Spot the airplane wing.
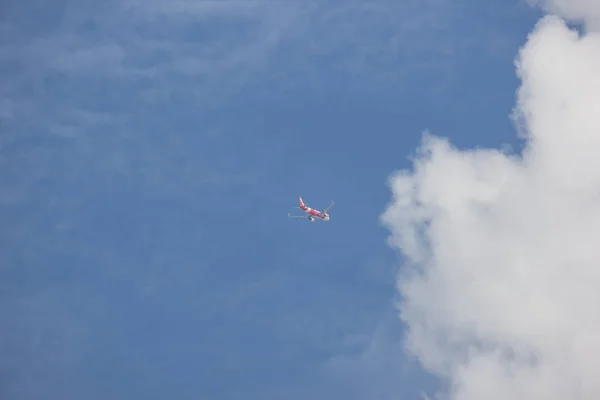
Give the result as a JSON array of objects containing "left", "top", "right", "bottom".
[
  {"left": 288, "top": 213, "right": 305, "bottom": 218},
  {"left": 322, "top": 200, "right": 335, "bottom": 213}
]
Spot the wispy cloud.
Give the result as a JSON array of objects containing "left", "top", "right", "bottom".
[
  {"left": 2, "top": 1, "right": 297, "bottom": 107},
  {"left": 0, "top": 1, "right": 300, "bottom": 203},
  {"left": 1, "top": 0, "right": 496, "bottom": 120},
  {"left": 381, "top": 3, "right": 600, "bottom": 399},
  {"left": 0, "top": 0, "right": 495, "bottom": 205}
]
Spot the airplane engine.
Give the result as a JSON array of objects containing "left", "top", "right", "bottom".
[{"left": 308, "top": 216, "right": 315, "bottom": 222}]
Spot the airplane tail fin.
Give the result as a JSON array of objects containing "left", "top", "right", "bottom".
[{"left": 298, "top": 196, "right": 305, "bottom": 208}]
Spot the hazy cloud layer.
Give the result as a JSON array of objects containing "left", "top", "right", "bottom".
[{"left": 382, "top": 3, "right": 600, "bottom": 399}]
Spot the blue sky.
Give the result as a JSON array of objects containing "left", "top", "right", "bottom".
[{"left": 1, "top": 1, "right": 542, "bottom": 399}]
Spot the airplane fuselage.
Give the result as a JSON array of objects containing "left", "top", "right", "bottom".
[{"left": 300, "top": 205, "right": 330, "bottom": 221}]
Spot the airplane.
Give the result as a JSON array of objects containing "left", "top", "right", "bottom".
[{"left": 288, "top": 196, "right": 334, "bottom": 222}]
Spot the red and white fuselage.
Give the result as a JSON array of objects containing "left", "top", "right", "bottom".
[{"left": 290, "top": 196, "right": 333, "bottom": 222}]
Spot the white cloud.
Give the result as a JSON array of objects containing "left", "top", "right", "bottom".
[
  {"left": 530, "top": 0, "right": 600, "bottom": 30},
  {"left": 381, "top": 9, "right": 600, "bottom": 400}
]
